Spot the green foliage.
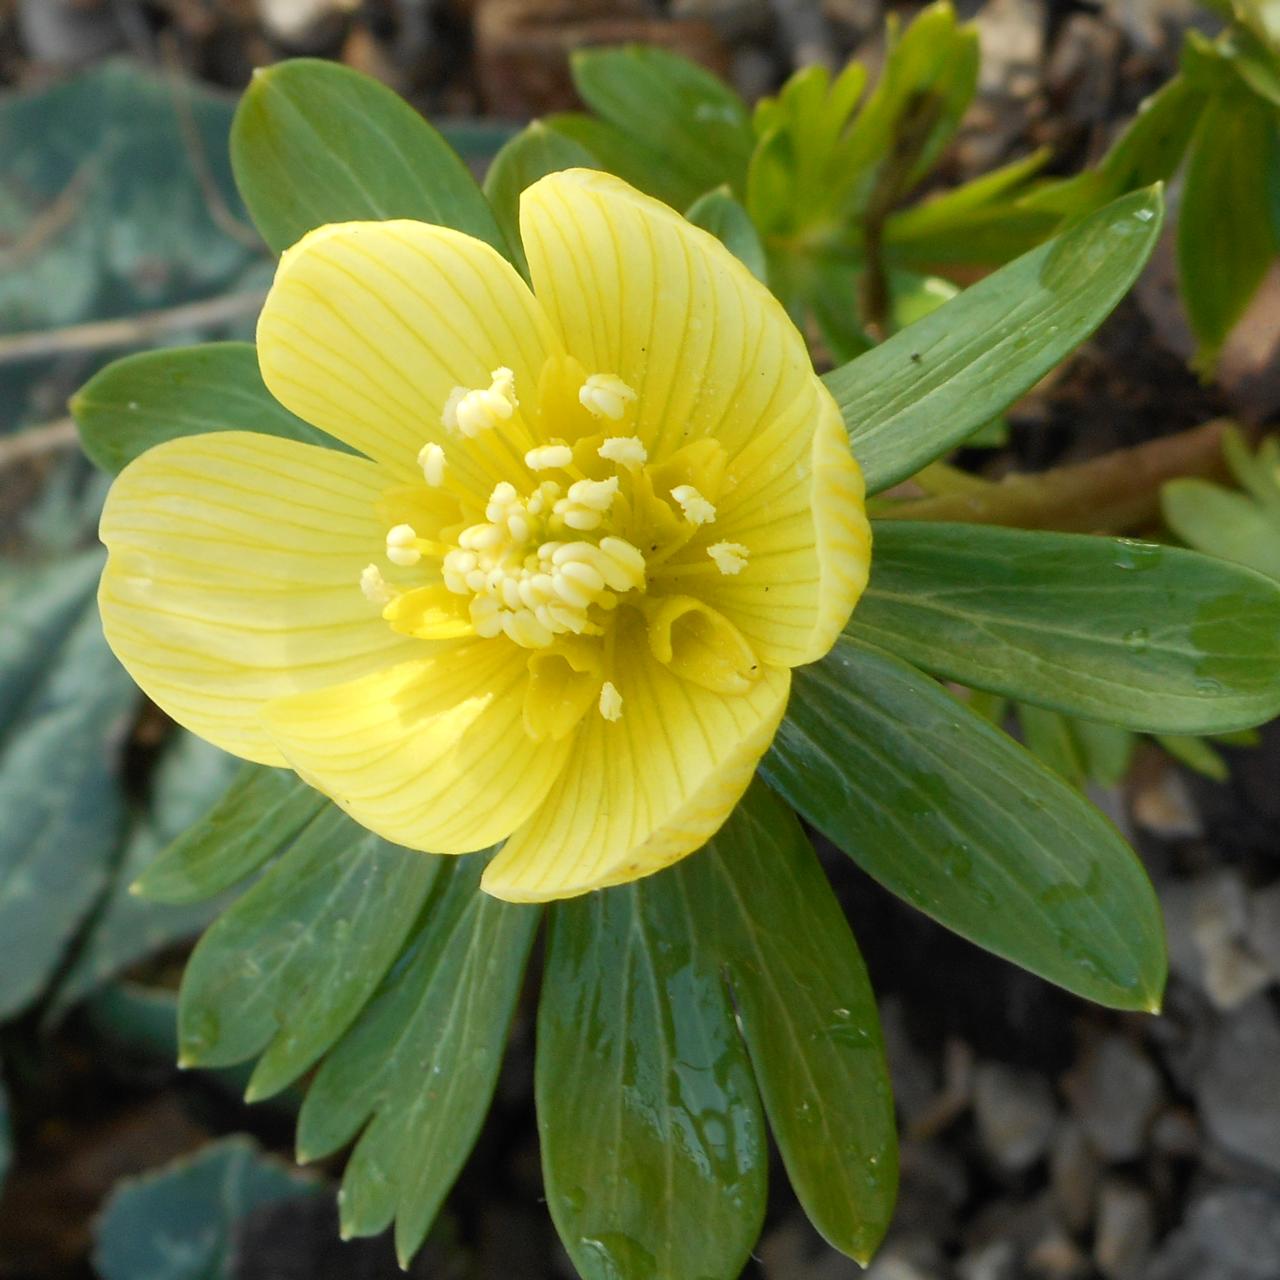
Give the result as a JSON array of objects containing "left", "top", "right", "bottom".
[
  {"left": 828, "top": 187, "right": 1164, "bottom": 493},
  {"left": 231, "top": 58, "right": 510, "bottom": 258},
  {"left": 92, "top": 1136, "right": 322, "bottom": 1280},
  {"left": 765, "top": 637, "right": 1167, "bottom": 1011},
  {"left": 72, "top": 343, "right": 338, "bottom": 474},
  {"left": 177, "top": 808, "right": 440, "bottom": 1099},
  {"left": 1163, "top": 428, "right": 1280, "bottom": 579},
  {"left": 851, "top": 522, "right": 1280, "bottom": 733},
  {"left": 135, "top": 765, "right": 328, "bottom": 906},
  {"left": 297, "top": 854, "right": 537, "bottom": 1264},
  {"left": 685, "top": 187, "right": 768, "bottom": 281}
]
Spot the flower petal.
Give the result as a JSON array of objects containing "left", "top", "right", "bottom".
[
  {"left": 99, "top": 432, "right": 421, "bottom": 765},
  {"left": 263, "top": 641, "right": 571, "bottom": 853},
  {"left": 481, "top": 631, "right": 791, "bottom": 902},
  {"left": 520, "top": 169, "right": 870, "bottom": 664},
  {"left": 256, "top": 220, "right": 565, "bottom": 492},
  {"left": 663, "top": 396, "right": 872, "bottom": 667}
]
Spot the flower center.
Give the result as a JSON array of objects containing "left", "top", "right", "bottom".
[{"left": 362, "top": 365, "right": 759, "bottom": 729}]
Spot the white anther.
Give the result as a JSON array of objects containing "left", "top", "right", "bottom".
[
  {"left": 598, "top": 436, "right": 647, "bottom": 469},
  {"left": 579, "top": 374, "right": 637, "bottom": 422},
  {"left": 570, "top": 477, "right": 620, "bottom": 511},
  {"left": 559, "top": 561, "right": 606, "bottom": 594},
  {"left": 442, "top": 367, "right": 518, "bottom": 438},
  {"left": 386, "top": 523, "right": 421, "bottom": 567},
  {"left": 418, "top": 442, "right": 447, "bottom": 487},
  {"left": 459, "top": 523, "right": 504, "bottom": 551},
  {"left": 360, "top": 564, "right": 395, "bottom": 605},
  {"left": 599, "top": 681, "right": 623, "bottom": 722},
  {"left": 552, "top": 572, "right": 594, "bottom": 609},
  {"left": 485, "top": 481, "right": 519, "bottom": 522},
  {"left": 596, "top": 537, "right": 647, "bottom": 591},
  {"left": 707, "top": 541, "right": 749, "bottom": 575},
  {"left": 671, "top": 484, "right": 716, "bottom": 526},
  {"left": 525, "top": 444, "right": 573, "bottom": 472}
]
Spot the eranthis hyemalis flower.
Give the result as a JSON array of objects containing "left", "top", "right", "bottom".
[{"left": 98, "top": 170, "right": 870, "bottom": 901}]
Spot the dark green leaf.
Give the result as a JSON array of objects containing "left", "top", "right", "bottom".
[
  {"left": 569, "top": 46, "right": 754, "bottom": 209},
  {"left": 50, "top": 733, "right": 241, "bottom": 1014},
  {"left": 851, "top": 522, "right": 1280, "bottom": 732},
  {"left": 177, "top": 810, "right": 439, "bottom": 1099},
  {"left": 92, "top": 1136, "right": 321, "bottom": 1280},
  {"left": 231, "top": 58, "right": 509, "bottom": 257},
  {"left": 1017, "top": 703, "right": 1088, "bottom": 787},
  {"left": 693, "top": 783, "right": 897, "bottom": 1264},
  {"left": 72, "top": 343, "right": 339, "bottom": 475},
  {"left": 539, "top": 861, "right": 767, "bottom": 1280},
  {"left": 1069, "top": 717, "right": 1138, "bottom": 787},
  {"left": 827, "top": 188, "right": 1164, "bottom": 493},
  {"left": 483, "top": 121, "right": 597, "bottom": 278},
  {"left": 764, "top": 637, "right": 1167, "bottom": 1010},
  {"left": 134, "top": 764, "right": 327, "bottom": 906},
  {"left": 686, "top": 187, "right": 768, "bottom": 281},
  {"left": 0, "top": 559, "right": 136, "bottom": 1018},
  {"left": 298, "top": 854, "right": 538, "bottom": 1265},
  {"left": 1178, "top": 97, "right": 1279, "bottom": 368}
]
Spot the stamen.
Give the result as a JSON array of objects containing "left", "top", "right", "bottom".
[
  {"left": 418, "top": 441, "right": 447, "bottom": 487},
  {"left": 671, "top": 485, "right": 716, "bottom": 526},
  {"left": 442, "top": 367, "right": 518, "bottom": 437},
  {"left": 360, "top": 564, "right": 395, "bottom": 605},
  {"left": 599, "top": 681, "right": 623, "bottom": 721},
  {"left": 525, "top": 444, "right": 574, "bottom": 472},
  {"left": 707, "top": 541, "right": 749, "bottom": 575},
  {"left": 554, "top": 477, "right": 619, "bottom": 531},
  {"left": 386, "top": 523, "right": 422, "bottom": 566},
  {"left": 579, "top": 373, "right": 637, "bottom": 421},
  {"left": 598, "top": 436, "right": 647, "bottom": 469}
]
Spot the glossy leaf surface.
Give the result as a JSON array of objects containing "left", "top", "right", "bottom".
[
  {"left": 298, "top": 854, "right": 539, "bottom": 1264},
  {"left": 232, "top": 59, "right": 509, "bottom": 256},
  {"left": 852, "top": 522, "right": 1280, "bottom": 732},
  {"left": 72, "top": 342, "right": 337, "bottom": 474},
  {"left": 177, "top": 809, "right": 439, "bottom": 1099},
  {"left": 764, "top": 637, "right": 1167, "bottom": 1011},
  {"left": 538, "top": 858, "right": 768, "bottom": 1280},
  {"left": 826, "top": 187, "right": 1163, "bottom": 493}
]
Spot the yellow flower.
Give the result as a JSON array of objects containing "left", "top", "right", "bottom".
[{"left": 98, "top": 170, "right": 870, "bottom": 901}]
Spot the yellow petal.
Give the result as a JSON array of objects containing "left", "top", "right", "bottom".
[
  {"left": 688, "top": 395, "right": 871, "bottom": 667},
  {"left": 99, "top": 432, "right": 422, "bottom": 765},
  {"left": 263, "top": 641, "right": 572, "bottom": 853},
  {"left": 482, "top": 632, "right": 790, "bottom": 902},
  {"left": 383, "top": 585, "right": 474, "bottom": 639},
  {"left": 642, "top": 595, "right": 761, "bottom": 694},
  {"left": 256, "top": 220, "right": 565, "bottom": 494},
  {"left": 520, "top": 169, "right": 870, "bottom": 664},
  {"left": 523, "top": 637, "right": 603, "bottom": 742}
]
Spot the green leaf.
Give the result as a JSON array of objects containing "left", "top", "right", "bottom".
[
  {"left": 50, "top": 732, "right": 241, "bottom": 1014},
  {"left": 483, "top": 121, "right": 596, "bottom": 278},
  {"left": 298, "top": 854, "right": 538, "bottom": 1266},
  {"left": 0, "top": 556, "right": 137, "bottom": 1018},
  {"left": 1163, "top": 477, "right": 1280, "bottom": 579},
  {"left": 538, "top": 860, "right": 768, "bottom": 1280},
  {"left": 1016, "top": 703, "right": 1088, "bottom": 787},
  {"left": 1156, "top": 732, "right": 1231, "bottom": 781},
  {"left": 231, "top": 58, "right": 509, "bottom": 257},
  {"left": 72, "top": 342, "right": 340, "bottom": 475},
  {"left": 1178, "top": 97, "right": 1280, "bottom": 368},
  {"left": 92, "top": 1136, "right": 321, "bottom": 1280},
  {"left": 692, "top": 783, "right": 897, "bottom": 1264},
  {"left": 569, "top": 46, "right": 755, "bottom": 209},
  {"left": 133, "top": 764, "right": 327, "bottom": 906},
  {"left": 1069, "top": 717, "right": 1138, "bottom": 787},
  {"left": 685, "top": 187, "right": 768, "bottom": 281},
  {"left": 763, "top": 636, "right": 1167, "bottom": 1011},
  {"left": 177, "top": 809, "right": 439, "bottom": 1099},
  {"left": 851, "top": 522, "right": 1280, "bottom": 733},
  {"left": 827, "top": 187, "right": 1164, "bottom": 493},
  {"left": 544, "top": 113, "right": 698, "bottom": 211}
]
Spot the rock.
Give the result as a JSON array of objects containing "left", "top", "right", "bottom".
[
  {"left": 1195, "top": 996, "right": 1280, "bottom": 1175},
  {"left": 974, "top": 0, "right": 1044, "bottom": 97},
  {"left": 1132, "top": 762, "right": 1203, "bottom": 838},
  {"left": 256, "top": 0, "right": 355, "bottom": 50},
  {"left": 1028, "top": 1228, "right": 1090, "bottom": 1280},
  {"left": 1064, "top": 1036, "right": 1164, "bottom": 1163},
  {"left": 1150, "top": 1107, "right": 1200, "bottom": 1159},
  {"left": 17, "top": 0, "right": 124, "bottom": 66},
  {"left": 973, "top": 1062, "right": 1057, "bottom": 1174},
  {"left": 958, "top": 1240, "right": 1017, "bottom": 1280},
  {"left": 1094, "top": 1179, "right": 1155, "bottom": 1280},
  {"left": 878, "top": 997, "right": 940, "bottom": 1128},
  {"left": 1246, "top": 881, "right": 1280, "bottom": 983},
  {"left": 1192, "top": 871, "right": 1272, "bottom": 1010},
  {"left": 1187, "top": 1187, "right": 1280, "bottom": 1278},
  {"left": 1049, "top": 1119, "right": 1100, "bottom": 1233}
]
